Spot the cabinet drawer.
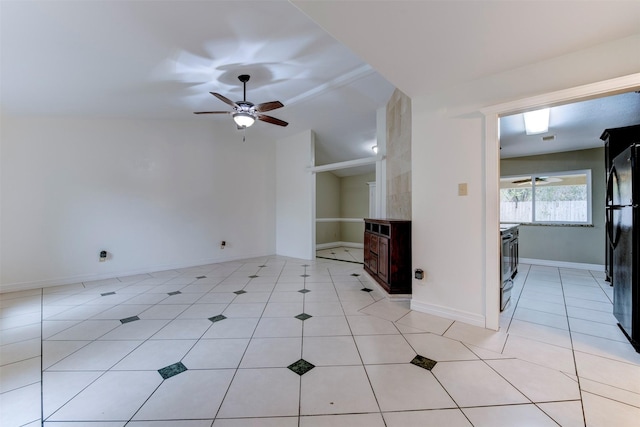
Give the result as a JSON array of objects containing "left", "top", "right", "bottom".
[{"left": 369, "top": 234, "right": 379, "bottom": 254}]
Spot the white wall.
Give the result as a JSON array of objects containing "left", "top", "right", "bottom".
[
  {"left": 315, "top": 171, "right": 340, "bottom": 245},
  {"left": 275, "top": 130, "right": 315, "bottom": 259},
  {"left": 411, "top": 111, "right": 486, "bottom": 325},
  {"left": 340, "top": 172, "right": 375, "bottom": 243},
  {"left": 0, "top": 116, "right": 276, "bottom": 291}
]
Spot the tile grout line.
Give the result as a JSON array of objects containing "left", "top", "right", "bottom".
[
  {"left": 45, "top": 263, "right": 239, "bottom": 424},
  {"left": 210, "top": 256, "right": 285, "bottom": 423},
  {"left": 558, "top": 268, "right": 588, "bottom": 427},
  {"left": 21, "top": 258, "right": 638, "bottom": 425},
  {"left": 45, "top": 268, "right": 208, "bottom": 423},
  {"left": 298, "top": 261, "right": 309, "bottom": 426},
  {"left": 126, "top": 262, "right": 252, "bottom": 423},
  {"left": 39, "top": 287, "right": 44, "bottom": 426},
  {"left": 327, "top": 268, "right": 389, "bottom": 427}
]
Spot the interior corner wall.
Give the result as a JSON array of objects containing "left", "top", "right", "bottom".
[
  {"left": 316, "top": 171, "right": 341, "bottom": 245},
  {"left": 386, "top": 88, "right": 412, "bottom": 219},
  {"left": 275, "top": 130, "right": 315, "bottom": 259},
  {"left": 500, "top": 148, "right": 605, "bottom": 265},
  {"left": 340, "top": 172, "right": 375, "bottom": 243},
  {"left": 0, "top": 116, "right": 276, "bottom": 292}
]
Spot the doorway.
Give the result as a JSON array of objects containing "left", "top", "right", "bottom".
[
  {"left": 315, "top": 165, "right": 375, "bottom": 264},
  {"left": 483, "top": 73, "right": 640, "bottom": 330}
]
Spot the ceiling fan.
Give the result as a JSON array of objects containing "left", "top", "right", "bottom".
[
  {"left": 512, "top": 177, "right": 562, "bottom": 185},
  {"left": 194, "top": 74, "right": 288, "bottom": 129}
]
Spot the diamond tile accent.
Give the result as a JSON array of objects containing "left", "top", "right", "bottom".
[
  {"left": 249, "top": 275, "right": 259, "bottom": 279},
  {"left": 258, "top": 265, "right": 267, "bottom": 268},
  {"left": 196, "top": 275, "right": 206, "bottom": 279},
  {"left": 158, "top": 362, "right": 188, "bottom": 379},
  {"left": 208, "top": 314, "right": 227, "bottom": 323},
  {"left": 361, "top": 288, "right": 373, "bottom": 292},
  {"left": 350, "top": 273, "right": 360, "bottom": 277},
  {"left": 288, "top": 359, "right": 315, "bottom": 376},
  {"left": 301, "top": 274, "right": 310, "bottom": 278},
  {"left": 101, "top": 291, "right": 116, "bottom": 296},
  {"left": 411, "top": 355, "right": 437, "bottom": 371},
  {"left": 330, "top": 252, "right": 336, "bottom": 254},
  {"left": 302, "top": 264, "right": 310, "bottom": 267},
  {"left": 167, "top": 291, "right": 182, "bottom": 296},
  {"left": 298, "top": 289, "right": 311, "bottom": 294},
  {"left": 120, "top": 316, "right": 140, "bottom": 324},
  {"left": 234, "top": 290, "right": 247, "bottom": 295},
  {"left": 295, "top": 313, "right": 312, "bottom": 321}
]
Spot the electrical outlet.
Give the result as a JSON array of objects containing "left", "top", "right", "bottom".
[
  {"left": 99, "top": 250, "right": 107, "bottom": 262},
  {"left": 458, "top": 183, "right": 468, "bottom": 196},
  {"left": 220, "top": 241, "right": 226, "bottom": 249}
]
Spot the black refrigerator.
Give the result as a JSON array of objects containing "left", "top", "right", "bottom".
[{"left": 608, "top": 144, "right": 640, "bottom": 351}]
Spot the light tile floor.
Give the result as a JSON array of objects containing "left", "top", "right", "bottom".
[
  {"left": 2, "top": 257, "right": 640, "bottom": 426},
  {"left": 316, "top": 246, "right": 364, "bottom": 264}
]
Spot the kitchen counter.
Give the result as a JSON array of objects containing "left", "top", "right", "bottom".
[{"left": 500, "top": 223, "right": 520, "bottom": 233}]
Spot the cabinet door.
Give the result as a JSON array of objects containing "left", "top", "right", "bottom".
[
  {"left": 378, "top": 237, "right": 389, "bottom": 282},
  {"left": 369, "top": 234, "right": 379, "bottom": 254},
  {"left": 369, "top": 254, "right": 378, "bottom": 273}
]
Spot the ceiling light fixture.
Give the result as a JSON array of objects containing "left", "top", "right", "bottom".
[
  {"left": 233, "top": 112, "right": 255, "bottom": 128},
  {"left": 523, "top": 108, "right": 550, "bottom": 135},
  {"left": 372, "top": 145, "right": 378, "bottom": 153}
]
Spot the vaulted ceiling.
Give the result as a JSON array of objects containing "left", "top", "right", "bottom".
[
  {"left": 0, "top": 1, "right": 394, "bottom": 166},
  {"left": 2, "top": 1, "right": 640, "bottom": 165}
]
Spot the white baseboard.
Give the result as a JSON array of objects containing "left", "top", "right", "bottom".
[
  {"left": 520, "top": 258, "right": 605, "bottom": 272},
  {"left": 0, "top": 252, "right": 274, "bottom": 294},
  {"left": 410, "top": 299, "right": 486, "bottom": 328},
  {"left": 316, "top": 241, "right": 364, "bottom": 250}
]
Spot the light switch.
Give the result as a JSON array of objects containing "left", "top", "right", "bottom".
[{"left": 458, "top": 183, "right": 468, "bottom": 196}]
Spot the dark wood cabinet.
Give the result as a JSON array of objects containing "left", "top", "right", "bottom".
[{"left": 363, "top": 219, "right": 411, "bottom": 294}]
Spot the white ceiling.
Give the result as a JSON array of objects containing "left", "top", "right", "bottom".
[
  {"left": 0, "top": 1, "right": 394, "bottom": 167},
  {"left": 500, "top": 91, "right": 640, "bottom": 158},
  {"left": 294, "top": 1, "right": 640, "bottom": 100},
  {"left": 2, "top": 1, "right": 640, "bottom": 170}
]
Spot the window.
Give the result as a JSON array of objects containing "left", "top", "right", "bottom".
[{"left": 500, "top": 170, "right": 592, "bottom": 224}]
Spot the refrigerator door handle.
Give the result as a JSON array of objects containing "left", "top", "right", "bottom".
[
  {"left": 608, "top": 206, "right": 623, "bottom": 250},
  {"left": 606, "top": 167, "right": 614, "bottom": 206},
  {"left": 606, "top": 207, "right": 614, "bottom": 248}
]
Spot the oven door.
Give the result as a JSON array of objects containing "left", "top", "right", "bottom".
[
  {"left": 501, "top": 278, "right": 513, "bottom": 311},
  {"left": 502, "top": 233, "right": 513, "bottom": 282},
  {"left": 501, "top": 233, "right": 514, "bottom": 311}
]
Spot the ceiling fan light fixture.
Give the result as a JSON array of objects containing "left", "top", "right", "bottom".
[
  {"left": 523, "top": 108, "right": 550, "bottom": 135},
  {"left": 233, "top": 112, "right": 255, "bottom": 128}
]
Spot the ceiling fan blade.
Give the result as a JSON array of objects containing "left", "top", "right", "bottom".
[
  {"left": 193, "top": 111, "right": 231, "bottom": 115},
  {"left": 256, "top": 100, "right": 284, "bottom": 113},
  {"left": 258, "top": 114, "right": 288, "bottom": 127},
  {"left": 211, "top": 92, "right": 239, "bottom": 108}
]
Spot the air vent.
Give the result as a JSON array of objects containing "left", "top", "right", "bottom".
[{"left": 542, "top": 135, "right": 555, "bottom": 142}]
